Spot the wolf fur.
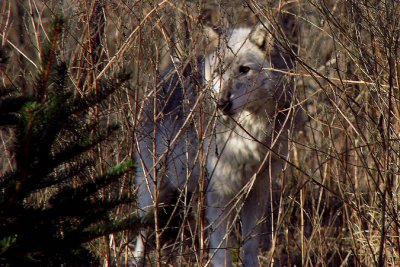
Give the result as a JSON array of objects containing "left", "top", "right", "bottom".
[
  {"left": 133, "top": 25, "right": 297, "bottom": 267},
  {"left": 203, "top": 27, "right": 296, "bottom": 266}
]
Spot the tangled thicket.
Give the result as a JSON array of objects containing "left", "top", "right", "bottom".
[{"left": 1, "top": 0, "right": 400, "bottom": 266}]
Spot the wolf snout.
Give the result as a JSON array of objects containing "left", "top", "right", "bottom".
[{"left": 217, "top": 98, "right": 232, "bottom": 114}]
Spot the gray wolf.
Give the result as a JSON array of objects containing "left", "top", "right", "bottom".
[
  {"left": 133, "top": 24, "right": 297, "bottom": 267},
  {"left": 203, "top": 26, "right": 296, "bottom": 266}
]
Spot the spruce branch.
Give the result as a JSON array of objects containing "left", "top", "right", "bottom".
[{"left": 0, "top": 16, "right": 138, "bottom": 266}]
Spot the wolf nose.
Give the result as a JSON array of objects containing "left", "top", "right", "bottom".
[{"left": 217, "top": 99, "right": 232, "bottom": 113}]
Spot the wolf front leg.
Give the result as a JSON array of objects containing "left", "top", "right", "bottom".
[
  {"left": 240, "top": 174, "right": 269, "bottom": 267},
  {"left": 206, "top": 189, "right": 237, "bottom": 267}
]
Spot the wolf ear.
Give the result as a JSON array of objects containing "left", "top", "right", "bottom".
[
  {"left": 250, "top": 23, "right": 288, "bottom": 69},
  {"left": 249, "top": 24, "right": 273, "bottom": 51},
  {"left": 203, "top": 26, "right": 222, "bottom": 54},
  {"left": 250, "top": 9, "right": 299, "bottom": 70},
  {"left": 199, "top": 7, "right": 226, "bottom": 54}
]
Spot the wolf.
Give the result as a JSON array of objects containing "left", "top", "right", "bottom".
[
  {"left": 133, "top": 23, "right": 298, "bottom": 267},
  {"left": 203, "top": 26, "right": 297, "bottom": 266}
]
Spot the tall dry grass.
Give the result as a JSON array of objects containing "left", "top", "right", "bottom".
[{"left": 1, "top": 0, "right": 399, "bottom": 266}]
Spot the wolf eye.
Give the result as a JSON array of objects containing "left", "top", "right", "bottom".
[{"left": 238, "top": 65, "right": 250, "bottom": 74}]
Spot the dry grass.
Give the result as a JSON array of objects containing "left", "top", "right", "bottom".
[{"left": 1, "top": 0, "right": 400, "bottom": 266}]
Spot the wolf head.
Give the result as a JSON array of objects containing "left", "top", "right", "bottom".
[{"left": 204, "top": 25, "right": 295, "bottom": 118}]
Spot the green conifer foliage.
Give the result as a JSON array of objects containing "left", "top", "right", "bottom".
[{"left": 0, "top": 18, "right": 138, "bottom": 267}]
